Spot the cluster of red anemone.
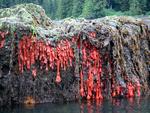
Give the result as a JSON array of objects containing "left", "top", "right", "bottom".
[
  {"left": 126, "top": 81, "right": 141, "bottom": 97},
  {"left": 18, "top": 35, "right": 74, "bottom": 83},
  {"left": 79, "top": 32, "right": 141, "bottom": 100},
  {"left": 111, "top": 81, "right": 141, "bottom": 98},
  {"left": 0, "top": 31, "right": 8, "bottom": 48},
  {"left": 0, "top": 30, "right": 142, "bottom": 100},
  {"left": 78, "top": 32, "right": 103, "bottom": 100},
  {"left": 79, "top": 40, "right": 103, "bottom": 100}
]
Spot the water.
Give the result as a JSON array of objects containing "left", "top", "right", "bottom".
[{"left": 0, "top": 97, "right": 150, "bottom": 113}]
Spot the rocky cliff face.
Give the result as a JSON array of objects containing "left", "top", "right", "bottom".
[
  {"left": 0, "top": 3, "right": 79, "bottom": 106},
  {"left": 0, "top": 3, "right": 149, "bottom": 106}
]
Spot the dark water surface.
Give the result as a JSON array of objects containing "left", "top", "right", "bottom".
[{"left": 0, "top": 96, "right": 150, "bottom": 113}]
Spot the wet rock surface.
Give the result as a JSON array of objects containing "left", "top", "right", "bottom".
[{"left": 0, "top": 4, "right": 150, "bottom": 106}]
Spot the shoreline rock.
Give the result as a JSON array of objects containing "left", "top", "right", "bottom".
[{"left": 0, "top": 3, "right": 149, "bottom": 106}]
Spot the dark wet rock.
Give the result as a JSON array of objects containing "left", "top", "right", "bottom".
[{"left": 0, "top": 4, "right": 150, "bottom": 106}]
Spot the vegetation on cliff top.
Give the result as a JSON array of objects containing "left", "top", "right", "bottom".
[{"left": 0, "top": 0, "right": 150, "bottom": 20}]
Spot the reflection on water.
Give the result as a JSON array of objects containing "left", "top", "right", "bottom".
[{"left": 0, "top": 97, "right": 150, "bottom": 113}]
